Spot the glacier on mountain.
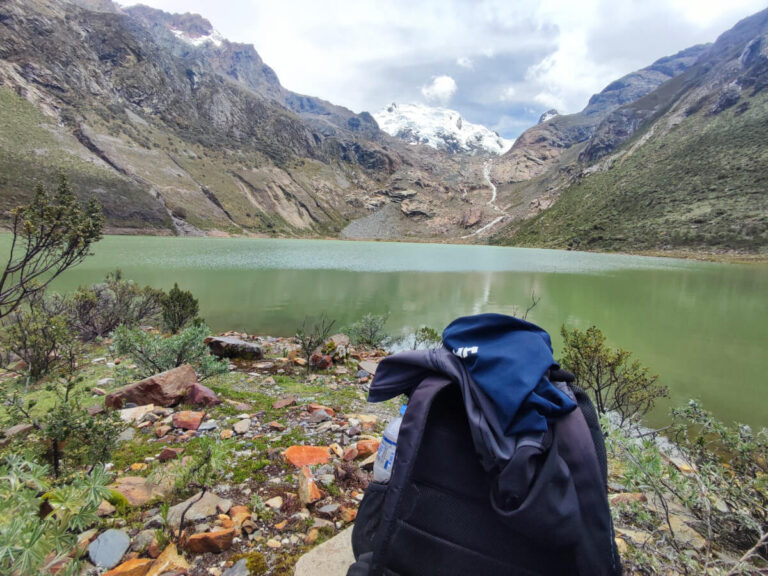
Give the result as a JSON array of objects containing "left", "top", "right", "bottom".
[{"left": 374, "top": 103, "right": 513, "bottom": 155}]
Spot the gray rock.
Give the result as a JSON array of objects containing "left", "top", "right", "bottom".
[
  {"left": 198, "top": 420, "right": 218, "bottom": 431},
  {"left": 318, "top": 503, "right": 340, "bottom": 515},
  {"left": 222, "top": 558, "right": 249, "bottom": 576},
  {"left": 131, "top": 529, "right": 156, "bottom": 553},
  {"left": 205, "top": 336, "right": 263, "bottom": 361},
  {"left": 233, "top": 418, "right": 251, "bottom": 434},
  {"left": 87, "top": 529, "right": 130, "bottom": 569},
  {"left": 3, "top": 423, "right": 33, "bottom": 438},
  {"left": 309, "top": 410, "right": 332, "bottom": 424},
  {"left": 294, "top": 526, "right": 355, "bottom": 576},
  {"left": 98, "top": 377, "right": 115, "bottom": 387},
  {"left": 166, "top": 491, "right": 232, "bottom": 529},
  {"left": 116, "top": 427, "right": 135, "bottom": 443}
]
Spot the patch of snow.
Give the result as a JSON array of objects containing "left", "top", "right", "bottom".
[
  {"left": 374, "top": 102, "right": 513, "bottom": 156},
  {"left": 169, "top": 27, "right": 224, "bottom": 48},
  {"left": 538, "top": 109, "right": 559, "bottom": 124}
]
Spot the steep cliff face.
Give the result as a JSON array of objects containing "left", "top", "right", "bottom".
[
  {"left": 494, "top": 8, "right": 768, "bottom": 253},
  {"left": 492, "top": 45, "right": 708, "bottom": 185},
  {"left": 0, "top": 0, "right": 482, "bottom": 237}
]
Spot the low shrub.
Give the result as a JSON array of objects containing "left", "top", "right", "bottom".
[
  {"left": 112, "top": 323, "right": 226, "bottom": 379},
  {"left": 1, "top": 292, "right": 69, "bottom": 380},
  {"left": 349, "top": 313, "right": 390, "bottom": 349},
  {"left": 411, "top": 326, "right": 442, "bottom": 350},
  {"left": 295, "top": 314, "right": 335, "bottom": 373},
  {"left": 606, "top": 403, "right": 768, "bottom": 574},
  {"left": 67, "top": 270, "right": 163, "bottom": 342},
  {"left": 560, "top": 325, "right": 669, "bottom": 426}
]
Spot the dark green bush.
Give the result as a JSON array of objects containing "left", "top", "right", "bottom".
[
  {"left": 560, "top": 325, "right": 668, "bottom": 426},
  {"left": 161, "top": 283, "right": 200, "bottom": 334}
]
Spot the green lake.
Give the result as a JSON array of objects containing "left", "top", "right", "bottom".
[{"left": 22, "top": 236, "right": 768, "bottom": 429}]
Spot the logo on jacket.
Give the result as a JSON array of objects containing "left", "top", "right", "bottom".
[{"left": 453, "top": 346, "right": 479, "bottom": 358}]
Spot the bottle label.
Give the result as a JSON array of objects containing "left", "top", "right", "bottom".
[{"left": 378, "top": 436, "right": 397, "bottom": 471}]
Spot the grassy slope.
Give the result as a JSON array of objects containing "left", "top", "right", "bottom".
[
  {"left": 0, "top": 88, "right": 171, "bottom": 230},
  {"left": 502, "top": 90, "right": 768, "bottom": 254}
]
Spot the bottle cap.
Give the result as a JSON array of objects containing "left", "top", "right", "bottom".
[{"left": 400, "top": 405, "right": 407, "bottom": 416}]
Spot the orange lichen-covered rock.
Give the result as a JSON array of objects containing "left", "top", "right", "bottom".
[
  {"left": 283, "top": 445, "right": 331, "bottom": 467},
  {"left": 103, "top": 558, "right": 153, "bottom": 576},
  {"left": 308, "top": 403, "right": 335, "bottom": 417},
  {"left": 298, "top": 466, "right": 322, "bottom": 505},
  {"left": 184, "top": 528, "right": 235, "bottom": 554},
  {"left": 171, "top": 411, "right": 205, "bottom": 431},
  {"left": 229, "top": 505, "right": 251, "bottom": 529},
  {"left": 356, "top": 439, "right": 380, "bottom": 458},
  {"left": 145, "top": 544, "right": 190, "bottom": 576}
]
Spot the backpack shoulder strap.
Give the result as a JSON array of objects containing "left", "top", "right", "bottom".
[{"left": 349, "top": 375, "right": 452, "bottom": 575}]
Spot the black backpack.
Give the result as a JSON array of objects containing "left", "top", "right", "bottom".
[{"left": 348, "top": 370, "right": 622, "bottom": 576}]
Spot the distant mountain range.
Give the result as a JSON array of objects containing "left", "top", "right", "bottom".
[
  {"left": 0, "top": 0, "right": 486, "bottom": 239},
  {"left": 374, "top": 103, "right": 512, "bottom": 156},
  {"left": 490, "top": 8, "right": 768, "bottom": 254},
  {"left": 0, "top": 0, "right": 766, "bottom": 253}
]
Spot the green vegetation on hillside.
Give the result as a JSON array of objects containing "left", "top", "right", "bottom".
[{"left": 498, "top": 91, "right": 768, "bottom": 253}]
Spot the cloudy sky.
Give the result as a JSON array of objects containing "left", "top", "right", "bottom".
[{"left": 126, "top": 0, "right": 766, "bottom": 138}]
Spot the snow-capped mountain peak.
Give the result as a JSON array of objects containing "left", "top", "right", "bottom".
[{"left": 374, "top": 103, "right": 513, "bottom": 155}]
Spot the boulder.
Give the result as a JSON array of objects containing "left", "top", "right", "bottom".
[
  {"left": 105, "top": 365, "right": 198, "bottom": 409},
  {"left": 88, "top": 529, "right": 130, "bottom": 569},
  {"left": 185, "top": 382, "right": 220, "bottom": 406},
  {"left": 185, "top": 528, "right": 235, "bottom": 554},
  {"left": 461, "top": 207, "right": 482, "bottom": 228},
  {"left": 204, "top": 336, "right": 263, "bottom": 361}
]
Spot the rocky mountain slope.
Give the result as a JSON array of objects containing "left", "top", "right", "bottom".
[
  {"left": 491, "top": 8, "right": 768, "bottom": 253},
  {"left": 0, "top": 0, "right": 487, "bottom": 238},
  {"left": 373, "top": 102, "right": 513, "bottom": 156}
]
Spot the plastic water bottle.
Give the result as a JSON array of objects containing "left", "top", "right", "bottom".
[{"left": 373, "top": 405, "right": 407, "bottom": 483}]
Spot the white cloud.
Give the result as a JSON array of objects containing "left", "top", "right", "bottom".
[
  {"left": 456, "top": 56, "right": 474, "bottom": 68},
  {"left": 499, "top": 86, "right": 517, "bottom": 101},
  {"left": 421, "top": 75, "right": 458, "bottom": 104}
]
